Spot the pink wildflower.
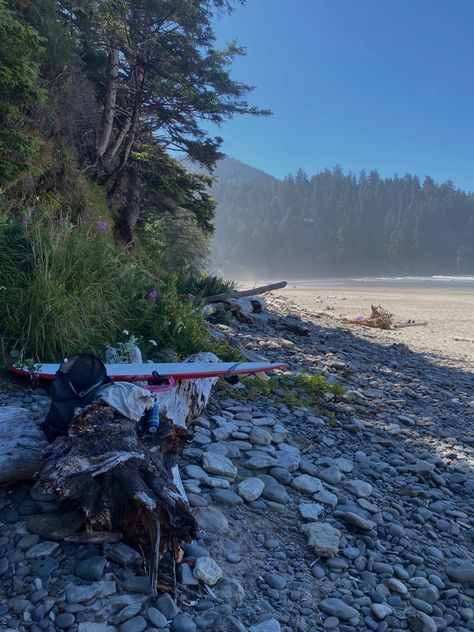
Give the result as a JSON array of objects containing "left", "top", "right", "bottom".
[
  {"left": 148, "top": 288, "right": 158, "bottom": 301},
  {"left": 97, "top": 219, "right": 108, "bottom": 231}
]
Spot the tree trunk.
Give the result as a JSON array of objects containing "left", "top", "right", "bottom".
[
  {"left": 96, "top": 46, "right": 120, "bottom": 164},
  {"left": 34, "top": 352, "right": 219, "bottom": 595}
]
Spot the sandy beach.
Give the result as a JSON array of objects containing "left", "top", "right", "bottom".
[{"left": 275, "top": 281, "right": 474, "bottom": 372}]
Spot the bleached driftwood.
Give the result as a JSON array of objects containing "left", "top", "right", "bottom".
[
  {"left": 205, "top": 280, "right": 287, "bottom": 304},
  {"left": 0, "top": 407, "right": 48, "bottom": 483},
  {"left": 34, "top": 352, "right": 219, "bottom": 595}
]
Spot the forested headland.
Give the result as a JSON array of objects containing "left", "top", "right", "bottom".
[
  {"left": 211, "top": 158, "right": 474, "bottom": 278},
  {"left": 0, "top": 0, "right": 263, "bottom": 361}
]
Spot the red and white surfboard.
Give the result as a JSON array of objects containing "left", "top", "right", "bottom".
[{"left": 9, "top": 361, "right": 287, "bottom": 382}]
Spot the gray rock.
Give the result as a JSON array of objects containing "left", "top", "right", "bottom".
[
  {"left": 119, "top": 616, "right": 147, "bottom": 632},
  {"left": 343, "top": 479, "right": 373, "bottom": 498},
  {"left": 147, "top": 607, "right": 168, "bottom": 628},
  {"left": 156, "top": 593, "right": 179, "bottom": 619},
  {"left": 171, "top": 614, "right": 197, "bottom": 632},
  {"left": 210, "top": 489, "right": 243, "bottom": 506},
  {"left": 407, "top": 611, "right": 437, "bottom": 632},
  {"left": 262, "top": 482, "right": 290, "bottom": 504},
  {"left": 55, "top": 613, "right": 75, "bottom": 629},
  {"left": 319, "top": 465, "right": 342, "bottom": 484},
  {"left": 249, "top": 619, "right": 281, "bottom": 632},
  {"left": 214, "top": 578, "right": 246, "bottom": 607},
  {"left": 247, "top": 454, "right": 278, "bottom": 469},
  {"left": 334, "top": 511, "right": 377, "bottom": 531},
  {"left": 193, "top": 507, "right": 229, "bottom": 533},
  {"left": 263, "top": 572, "right": 287, "bottom": 590},
  {"left": 446, "top": 558, "right": 474, "bottom": 584},
  {"left": 183, "top": 543, "right": 210, "bottom": 559},
  {"left": 74, "top": 556, "right": 106, "bottom": 581},
  {"left": 292, "top": 474, "right": 323, "bottom": 494},
  {"left": 66, "top": 581, "right": 116, "bottom": 603},
  {"left": 275, "top": 444, "right": 301, "bottom": 471},
  {"left": 388, "top": 578, "right": 408, "bottom": 594},
  {"left": 249, "top": 427, "right": 272, "bottom": 445},
  {"left": 302, "top": 522, "right": 340, "bottom": 557},
  {"left": 110, "top": 604, "right": 143, "bottom": 625},
  {"left": 25, "top": 541, "right": 59, "bottom": 559},
  {"left": 320, "top": 598, "right": 359, "bottom": 621},
  {"left": 238, "top": 477, "right": 265, "bottom": 501},
  {"left": 314, "top": 490, "right": 338, "bottom": 506},
  {"left": 121, "top": 576, "right": 150, "bottom": 592},
  {"left": 371, "top": 603, "right": 393, "bottom": 620},
  {"left": 202, "top": 452, "right": 237, "bottom": 478},
  {"left": 26, "top": 511, "right": 84, "bottom": 540},
  {"left": 193, "top": 556, "right": 223, "bottom": 585},
  {"left": 298, "top": 502, "right": 324, "bottom": 520}
]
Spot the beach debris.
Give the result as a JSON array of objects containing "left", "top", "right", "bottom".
[{"left": 32, "top": 352, "right": 219, "bottom": 596}]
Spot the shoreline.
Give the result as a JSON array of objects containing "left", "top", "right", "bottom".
[{"left": 273, "top": 284, "right": 474, "bottom": 373}]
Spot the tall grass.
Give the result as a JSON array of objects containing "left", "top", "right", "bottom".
[{"left": 0, "top": 217, "right": 151, "bottom": 361}]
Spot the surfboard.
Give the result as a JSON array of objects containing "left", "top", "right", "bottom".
[{"left": 9, "top": 360, "right": 287, "bottom": 382}]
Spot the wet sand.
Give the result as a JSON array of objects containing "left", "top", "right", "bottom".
[{"left": 276, "top": 282, "right": 474, "bottom": 372}]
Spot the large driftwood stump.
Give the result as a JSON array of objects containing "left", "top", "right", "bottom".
[
  {"left": 0, "top": 407, "right": 48, "bottom": 483},
  {"left": 34, "top": 352, "right": 219, "bottom": 594}
]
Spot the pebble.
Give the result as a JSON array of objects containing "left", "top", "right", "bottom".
[
  {"left": 320, "top": 598, "right": 359, "bottom": 621},
  {"left": 291, "top": 474, "right": 323, "bottom": 494},
  {"left": 302, "top": 522, "right": 341, "bottom": 557},
  {"left": 238, "top": 477, "right": 265, "bottom": 501},
  {"left": 249, "top": 620, "right": 281, "bottom": 632},
  {"left": 193, "top": 556, "right": 224, "bottom": 585}
]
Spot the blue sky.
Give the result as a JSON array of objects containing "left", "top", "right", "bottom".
[{"left": 210, "top": 0, "right": 474, "bottom": 190}]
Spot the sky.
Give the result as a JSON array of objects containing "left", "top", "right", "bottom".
[{"left": 210, "top": 0, "right": 474, "bottom": 190}]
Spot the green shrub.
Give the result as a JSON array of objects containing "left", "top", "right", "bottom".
[
  {"left": 178, "top": 272, "right": 236, "bottom": 298},
  {"left": 0, "top": 215, "right": 224, "bottom": 364}
]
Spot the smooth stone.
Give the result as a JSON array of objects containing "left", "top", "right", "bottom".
[
  {"left": 302, "top": 522, "right": 340, "bottom": 557},
  {"left": 407, "top": 611, "right": 437, "bottom": 632},
  {"left": 249, "top": 427, "right": 272, "bottom": 445},
  {"left": 263, "top": 572, "right": 287, "bottom": 590},
  {"left": 270, "top": 467, "right": 293, "bottom": 484},
  {"left": 319, "top": 465, "right": 342, "bottom": 484},
  {"left": 202, "top": 452, "right": 237, "bottom": 478},
  {"left": 334, "top": 511, "right": 376, "bottom": 531},
  {"left": 121, "top": 576, "right": 150, "bottom": 592},
  {"left": 193, "top": 557, "right": 223, "bottom": 586},
  {"left": 249, "top": 619, "right": 281, "bottom": 632},
  {"left": 74, "top": 556, "right": 106, "bottom": 581},
  {"left": 147, "top": 607, "right": 168, "bottom": 628},
  {"left": 298, "top": 502, "right": 324, "bottom": 521},
  {"left": 343, "top": 479, "right": 373, "bottom": 498},
  {"left": 238, "top": 478, "right": 265, "bottom": 501},
  {"left": 210, "top": 489, "right": 243, "bottom": 506},
  {"left": 66, "top": 581, "right": 116, "bottom": 603},
  {"left": 183, "top": 543, "right": 210, "bottom": 559},
  {"left": 292, "top": 474, "right": 323, "bottom": 494},
  {"left": 371, "top": 603, "right": 393, "bottom": 620},
  {"left": 55, "top": 613, "right": 75, "bottom": 629},
  {"left": 446, "top": 558, "right": 474, "bottom": 584},
  {"left": 247, "top": 455, "right": 278, "bottom": 469},
  {"left": 171, "top": 614, "right": 197, "bottom": 632},
  {"left": 26, "top": 512, "right": 84, "bottom": 539},
  {"left": 214, "top": 578, "right": 246, "bottom": 607},
  {"left": 25, "top": 541, "right": 59, "bottom": 559},
  {"left": 314, "top": 490, "right": 338, "bottom": 506},
  {"left": 119, "top": 617, "right": 147, "bottom": 632},
  {"left": 320, "top": 598, "right": 359, "bottom": 621},
  {"left": 388, "top": 578, "right": 408, "bottom": 594},
  {"left": 193, "top": 507, "right": 229, "bottom": 533},
  {"left": 262, "top": 482, "right": 290, "bottom": 504},
  {"left": 156, "top": 593, "right": 179, "bottom": 619},
  {"left": 275, "top": 444, "right": 301, "bottom": 471}
]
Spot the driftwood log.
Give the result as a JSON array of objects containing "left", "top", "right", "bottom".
[
  {"left": 205, "top": 280, "right": 287, "bottom": 304},
  {"left": 32, "top": 352, "right": 218, "bottom": 595},
  {"left": 0, "top": 406, "right": 48, "bottom": 483}
]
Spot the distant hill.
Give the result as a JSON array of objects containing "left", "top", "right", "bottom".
[{"left": 210, "top": 158, "right": 474, "bottom": 278}]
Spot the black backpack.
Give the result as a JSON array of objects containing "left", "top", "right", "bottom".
[{"left": 42, "top": 354, "right": 109, "bottom": 442}]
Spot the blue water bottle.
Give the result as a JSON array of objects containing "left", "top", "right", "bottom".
[{"left": 148, "top": 402, "right": 160, "bottom": 434}]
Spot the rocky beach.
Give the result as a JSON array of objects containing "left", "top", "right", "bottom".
[{"left": 0, "top": 290, "right": 473, "bottom": 632}]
